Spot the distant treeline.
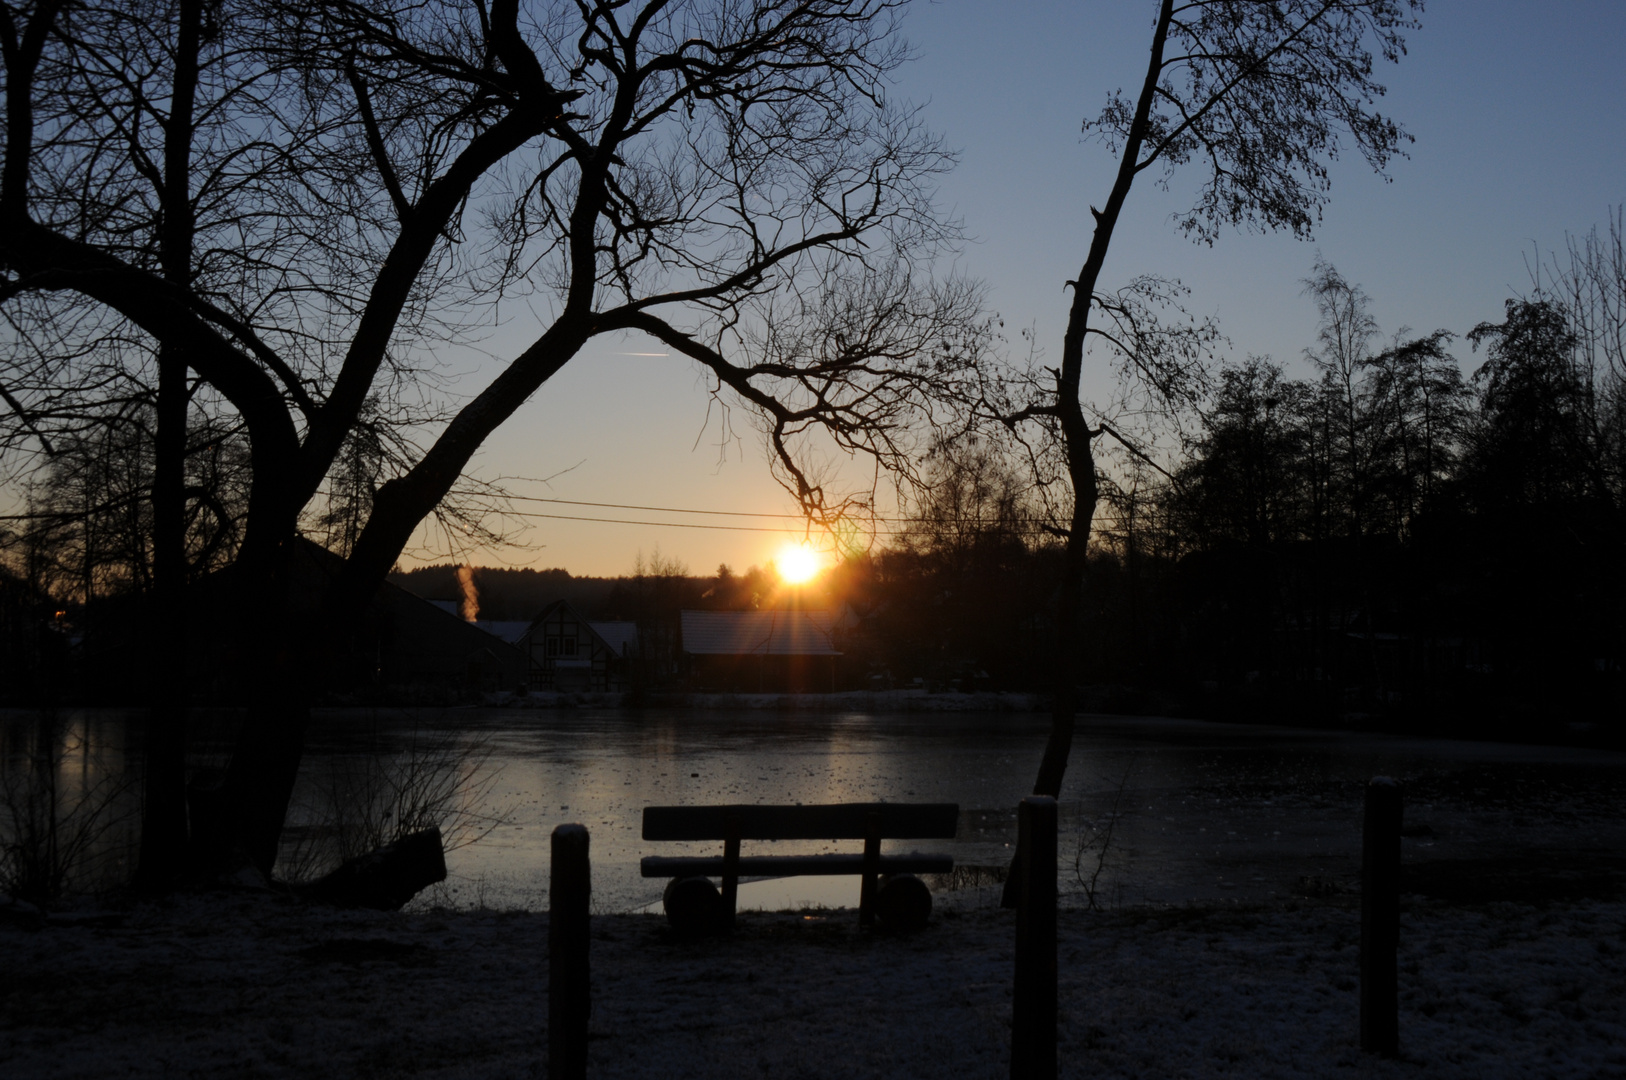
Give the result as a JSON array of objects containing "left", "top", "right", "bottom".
[
  {"left": 4, "top": 249, "right": 1620, "bottom": 741},
  {"left": 381, "top": 272, "right": 1623, "bottom": 742},
  {"left": 386, "top": 565, "right": 621, "bottom": 622},
  {"left": 853, "top": 279, "right": 1623, "bottom": 740},
  {"left": 1071, "top": 310, "right": 1622, "bottom": 736},
  {"left": 386, "top": 558, "right": 833, "bottom": 635}
]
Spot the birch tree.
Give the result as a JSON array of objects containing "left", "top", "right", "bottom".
[{"left": 995, "top": 0, "right": 1423, "bottom": 899}]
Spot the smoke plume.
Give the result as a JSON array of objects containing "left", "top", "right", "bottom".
[{"left": 456, "top": 565, "right": 479, "bottom": 623}]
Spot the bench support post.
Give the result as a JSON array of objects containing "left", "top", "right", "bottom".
[
  {"left": 859, "top": 810, "right": 882, "bottom": 927},
  {"left": 721, "top": 810, "right": 741, "bottom": 932}
]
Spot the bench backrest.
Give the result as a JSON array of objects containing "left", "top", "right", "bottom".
[{"left": 643, "top": 803, "right": 959, "bottom": 842}]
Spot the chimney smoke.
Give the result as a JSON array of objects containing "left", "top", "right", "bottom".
[{"left": 456, "top": 565, "right": 479, "bottom": 623}]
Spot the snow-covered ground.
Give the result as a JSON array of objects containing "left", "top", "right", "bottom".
[{"left": 5, "top": 887, "right": 1623, "bottom": 1079}]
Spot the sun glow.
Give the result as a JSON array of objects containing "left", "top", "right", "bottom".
[{"left": 775, "top": 543, "right": 823, "bottom": 585}]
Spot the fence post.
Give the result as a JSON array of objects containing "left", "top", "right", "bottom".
[
  {"left": 1012, "top": 795, "right": 1057, "bottom": 1080},
  {"left": 550, "top": 824, "right": 591, "bottom": 1080},
  {"left": 1360, "top": 777, "right": 1403, "bottom": 1056}
]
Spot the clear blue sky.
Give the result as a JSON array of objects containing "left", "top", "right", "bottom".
[{"left": 429, "top": 0, "right": 1626, "bottom": 578}]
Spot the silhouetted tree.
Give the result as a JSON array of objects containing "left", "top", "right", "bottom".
[
  {"left": 3, "top": 0, "right": 980, "bottom": 881},
  {"left": 1444, "top": 296, "right": 1623, "bottom": 710},
  {"left": 886, "top": 437, "right": 1056, "bottom": 687},
  {"left": 1553, "top": 205, "right": 1626, "bottom": 505},
  {"left": 1302, "top": 259, "right": 1382, "bottom": 538},
  {"left": 990, "top": 0, "right": 1423, "bottom": 887},
  {"left": 1362, "top": 329, "right": 1468, "bottom": 536},
  {"left": 1464, "top": 299, "right": 1592, "bottom": 508},
  {"left": 1177, "top": 359, "right": 1313, "bottom": 549}
]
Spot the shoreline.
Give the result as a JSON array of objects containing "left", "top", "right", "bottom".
[{"left": 480, "top": 688, "right": 1050, "bottom": 713}]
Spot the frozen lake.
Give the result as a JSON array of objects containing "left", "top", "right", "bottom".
[
  {"left": 7, "top": 707, "right": 1624, "bottom": 913},
  {"left": 294, "top": 708, "right": 1626, "bottom": 913}
]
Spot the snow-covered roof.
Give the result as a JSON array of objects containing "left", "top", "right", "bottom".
[
  {"left": 474, "top": 620, "right": 532, "bottom": 645},
  {"left": 679, "top": 610, "right": 840, "bottom": 656},
  {"left": 589, "top": 621, "right": 639, "bottom": 657}
]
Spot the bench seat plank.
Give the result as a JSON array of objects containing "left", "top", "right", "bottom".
[
  {"left": 641, "top": 853, "right": 955, "bottom": 878},
  {"left": 642, "top": 803, "right": 959, "bottom": 841}
]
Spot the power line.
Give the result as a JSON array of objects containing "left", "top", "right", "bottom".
[
  {"left": 497, "top": 509, "right": 915, "bottom": 535},
  {"left": 451, "top": 489, "right": 1054, "bottom": 526},
  {"left": 448, "top": 491, "right": 808, "bottom": 519}
]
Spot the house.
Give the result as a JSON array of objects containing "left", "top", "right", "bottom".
[
  {"left": 678, "top": 609, "right": 842, "bottom": 692},
  {"left": 369, "top": 590, "right": 528, "bottom": 693},
  {"left": 78, "top": 539, "right": 528, "bottom": 700},
  {"left": 516, "top": 600, "right": 638, "bottom": 692},
  {"left": 278, "top": 544, "right": 529, "bottom": 693}
]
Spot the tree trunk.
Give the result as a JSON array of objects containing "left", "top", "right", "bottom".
[
  {"left": 1002, "top": 494, "right": 1091, "bottom": 907},
  {"left": 1003, "top": 0, "right": 1174, "bottom": 906},
  {"left": 133, "top": 0, "right": 202, "bottom": 893},
  {"left": 136, "top": 504, "right": 305, "bottom": 885},
  {"left": 132, "top": 344, "right": 191, "bottom": 892},
  {"left": 217, "top": 545, "right": 311, "bottom": 878}
]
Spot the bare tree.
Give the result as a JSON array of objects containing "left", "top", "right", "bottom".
[
  {"left": 1465, "top": 298, "right": 1595, "bottom": 506},
  {"left": 1551, "top": 205, "right": 1626, "bottom": 505},
  {"left": 1302, "top": 258, "right": 1381, "bottom": 536},
  {"left": 991, "top": 0, "right": 1422, "bottom": 902},
  {"left": 902, "top": 434, "right": 1043, "bottom": 561},
  {"left": 1362, "top": 327, "right": 1466, "bottom": 534},
  {"left": 2, "top": 0, "right": 980, "bottom": 880}
]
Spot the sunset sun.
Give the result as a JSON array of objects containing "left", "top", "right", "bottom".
[{"left": 776, "top": 543, "right": 822, "bottom": 585}]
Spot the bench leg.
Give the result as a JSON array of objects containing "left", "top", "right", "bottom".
[
  {"left": 722, "top": 813, "right": 741, "bottom": 932},
  {"left": 859, "top": 810, "right": 881, "bottom": 927}
]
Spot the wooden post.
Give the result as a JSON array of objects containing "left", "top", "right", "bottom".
[
  {"left": 549, "top": 824, "right": 590, "bottom": 1080},
  {"left": 1012, "top": 796, "right": 1057, "bottom": 1080},
  {"left": 1360, "top": 777, "right": 1403, "bottom": 1057},
  {"left": 859, "top": 809, "right": 882, "bottom": 927},
  {"left": 721, "top": 810, "right": 741, "bottom": 932}
]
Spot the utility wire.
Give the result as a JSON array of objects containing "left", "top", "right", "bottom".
[
  {"left": 446, "top": 490, "right": 808, "bottom": 519},
  {"left": 451, "top": 490, "right": 1054, "bottom": 526},
  {"left": 497, "top": 509, "right": 916, "bottom": 535}
]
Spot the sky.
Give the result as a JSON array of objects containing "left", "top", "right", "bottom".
[{"left": 417, "top": 0, "right": 1626, "bottom": 579}]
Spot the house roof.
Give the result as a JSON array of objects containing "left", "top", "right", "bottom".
[
  {"left": 474, "top": 620, "right": 532, "bottom": 645},
  {"left": 523, "top": 598, "right": 582, "bottom": 639},
  {"left": 523, "top": 599, "right": 629, "bottom": 659},
  {"left": 679, "top": 610, "right": 841, "bottom": 657},
  {"left": 589, "top": 621, "right": 639, "bottom": 658}
]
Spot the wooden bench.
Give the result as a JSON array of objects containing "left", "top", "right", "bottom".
[{"left": 641, "top": 802, "right": 959, "bottom": 932}]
